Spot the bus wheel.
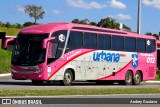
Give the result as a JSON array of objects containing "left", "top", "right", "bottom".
[
  {"left": 133, "top": 71, "right": 142, "bottom": 85},
  {"left": 124, "top": 71, "right": 133, "bottom": 85},
  {"left": 31, "top": 80, "right": 43, "bottom": 85},
  {"left": 61, "top": 69, "right": 73, "bottom": 86}
]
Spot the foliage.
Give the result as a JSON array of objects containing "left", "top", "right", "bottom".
[
  {"left": 23, "top": 21, "right": 35, "bottom": 27},
  {"left": 0, "top": 27, "right": 20, "bottom": 36},
  {"left": 0, "top": 21, "right": 23, "bottom": 29},
  {"left": 0, "top": 48, "right": 11, "bottom": 74},
  {"left": 24, "top": 5, "right": 45, "bottom": 24},
  {"left": 146, "top": 32, "right": 159, "bottom": 40},
  {"left": 71, "top": 17, "right": 131, "bottom": 31}
]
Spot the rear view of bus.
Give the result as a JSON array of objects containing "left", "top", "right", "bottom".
[{"left": 0, "top": 22, "right": 157, "bottom": 86}]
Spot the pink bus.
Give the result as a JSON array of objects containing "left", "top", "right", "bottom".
[{"left": 0, "top": 22, "right": 157, "bottom": 86}]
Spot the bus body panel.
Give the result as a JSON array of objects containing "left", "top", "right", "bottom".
[
  {"left": 46, "top": 49, "right": 156, "bottom": 81},
  {"left": 12, "top": 49, "right": 156, "bottom": 81}
]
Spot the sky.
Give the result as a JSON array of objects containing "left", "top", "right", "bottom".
[{"left": 0, "top": 0, "right": 160, "bottom": 34}]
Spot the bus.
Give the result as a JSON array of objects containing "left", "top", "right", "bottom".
[{"left": 0, "top": 22, "right": 157, "bottom": 86}]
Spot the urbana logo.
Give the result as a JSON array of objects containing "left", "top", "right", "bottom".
[{"left": 93, "top": 51, "right": 120, "bottom": 62}]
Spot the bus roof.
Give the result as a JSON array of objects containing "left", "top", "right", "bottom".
[{"left": 19, "top": 22, "right": 156, "bottom": 40}]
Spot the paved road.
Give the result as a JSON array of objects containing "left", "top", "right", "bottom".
[
  {"left": 0, "top": 76, "right": 160, "bottom": 90},
  {"left": 0, "top": 75, "right": 160, "bottom": 107}
]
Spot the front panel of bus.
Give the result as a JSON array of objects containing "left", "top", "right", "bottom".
[{"left": 11, "top": 30, "right": 68, "bottom": 80}]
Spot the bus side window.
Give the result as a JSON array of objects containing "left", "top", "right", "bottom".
[
  {"left": 137, "top": 38, "right": 146, "bottom": 52},
  {"left": 83, "top": 33, "right": 97, "bottom": 49},
  {"left": 112, "top": 36, "right": 124, "bottom": 51},
  {"left": 67, "top": 31, "right": 83, "bottom": 52},
  {"left": 146, "top": 39, "right": 156, "bottom": 53},
  {"left": 98, "top": 34, "right": 111, "bottom": 50},
  {"left": 124, "top": 37, "right": 136, "bottom": 51},
  {"left": 47, "top": 41, "right": 58, "bottom": 64}
]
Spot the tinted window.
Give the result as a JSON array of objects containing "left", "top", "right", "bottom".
[
  {"left": 125, "top": 37, "right": 136, "bottom": 51},
  {"left": 146, "top": 39, "right": 156, "bottom": 52},
  {"left": 112, "top": 36, "right": 124, "bottom": 50},
  {"left": 98, "top": 34, "right": 111, "bottom": 50},
  {"left": 84, "top": 33, "right": 97, "bottom": 49},
  {"left": 137, "top": 38, "right": 146, "bottom": 52},
  {"left": 67, "top": 31, "right": 83, "bottom": 48},
  {"left": 52, "top": 30, "right": 67, "bottom": 48}
]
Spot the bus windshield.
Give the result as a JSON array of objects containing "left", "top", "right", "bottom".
[{"left": 12, "top": 34, "right": 49, "bottom": 66}]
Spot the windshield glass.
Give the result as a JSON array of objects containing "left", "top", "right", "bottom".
[{"left": 12, "top": 34, "right": 49, "bottom": 66}]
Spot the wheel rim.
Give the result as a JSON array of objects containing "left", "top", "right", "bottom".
[
  {"left": 126, "top": 73, "right": 132, "bottom": 83},
  {"left": 64, "top": 72, "right": 71, "bottom": 83},
  {"left": 135, "top": 73, "right": 141, "bottom": 83}
]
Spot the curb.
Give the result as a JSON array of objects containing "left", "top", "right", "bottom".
[
  {"left": 144, "top": 81, "right": 160, "bottom": 83},
  {"left": 0, "top": 73, "right": 11, "bottom": 77}
]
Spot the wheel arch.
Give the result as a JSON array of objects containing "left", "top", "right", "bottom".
[
  {"left": 65, "top": 68, "right": 75, "bottom": 81},
  {"left": 126, "top": 69, "right": 134, "bottom": 78},
  {"left": 136, "top": 70, "right": 143, "bottom": 81},
  {"left": 63, "top": 65, "right": 75, "bottom": 80}
]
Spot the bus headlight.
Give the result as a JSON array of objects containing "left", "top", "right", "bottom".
[
  {"left": 35, "top": 68, "right": 44, "bottom": 73},
  {"left": 11, "top": 68, "right": 17, "bottom": 73}
]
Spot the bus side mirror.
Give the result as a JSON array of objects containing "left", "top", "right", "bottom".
[
  {"left": 42, "top": 37, "right": 55, "bottom": 49},
  {"left": 4, "top": 38, "right": 16, "bottom": 51}
]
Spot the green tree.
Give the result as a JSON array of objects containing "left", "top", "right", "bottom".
[
  {"left": 24, "top": 5, "right": 45, "bottom": 24},
  {"left": 79, "top": 19, "right": 90, "bottom": 24},
  {"left": 146, "top": 32, "right": 159, "bottom": 40},
  {"left": 90, "top": 22, "right": 97, "bottom": 26},
  {"left": 72, "top": 19, "right": 80, "bottom": 23},
  {"left": 0, "top": 21, "right": 5, "bottom": 27},
  {"left": 97, "top": 17, "right": 119, "bottom": 29},
  {"left": 71, "top": 17, "right": 131, "bottom": 31},
  {"left": 23, "top": 21, "right": 35, "bottom": 27},
  {"left": 123, "top": 24, "right": 131, "bottom": 31},
  {"left": 146, "top": 32, "right": 152, "bottom": 35},
  {"left": 5, "top": 22, "right": 11, "bottom": 28}
]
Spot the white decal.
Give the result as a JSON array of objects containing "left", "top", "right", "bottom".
[
  {"left": 59, "top": 34, "right": 65, "bottom": 42},
  {"left": 147, "top": 40, "right": 151, "bottom": 46},
  {"left": 67, "top": 50, "right": 81, "bottom": 60},
  {"left": 140, "top": 53, "right": 154, "bottom": 57},
  {"left": 147, "top": 57, "right": 155, "bottom": 63}
]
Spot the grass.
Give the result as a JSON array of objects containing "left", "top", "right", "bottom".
[
  {"left": 0, "top": 48, "right": 11, "bottom": 74},
  {"left": 0, "top": 88, "right": 160, "bottom": 96},
  {"left": 156, "top": 70, "right": 160, "bottom": 80},
  {"left": 0, "top": 27, "right": 20, "bottom": 36},
  {"left": 156, "top": 75, "right": 160, "bottom": 80},
  {"left": 0, "top": 26, "right": 19, "bottom": 73}
]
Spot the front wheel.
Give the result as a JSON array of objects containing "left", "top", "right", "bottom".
[
  {"left": 60, "top": 69, "right": 73, "bottom": 86},
  {"left": 133, "top": 71, "right": 142, "bottom": 85}
]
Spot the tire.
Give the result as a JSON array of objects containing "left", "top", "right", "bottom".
[
  {"left": 133, "top": 71, "right": 142, "bottom": 85},
  {"left": 60, "top": 69, "right": 73, "bottom": 86},
  {"left": 31, "top": 80, "right": 43, "bottom": 85},
  {"left": 124, "top": 71, "right": 133, "bottom": 85}
]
